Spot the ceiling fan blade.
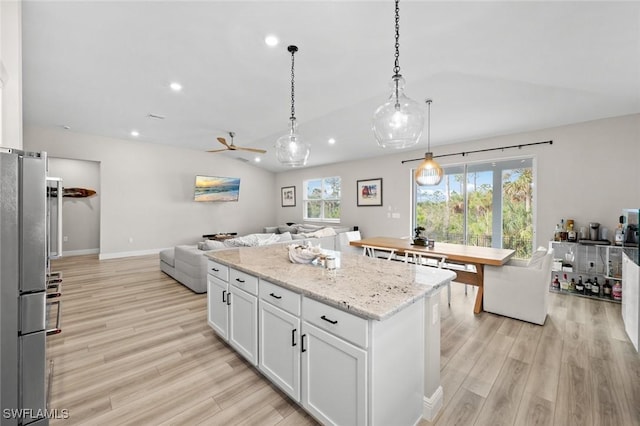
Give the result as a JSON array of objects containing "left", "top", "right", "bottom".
[
  {"left": 206, "top": 148, "right": 230, "bottom": 153},
  {"left": 236, "top": 147, "right": 267, "bottom": 154},
  {"left": 217, "top": 137, "right": 230, "bottom": 147}
]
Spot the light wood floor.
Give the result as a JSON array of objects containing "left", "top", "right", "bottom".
[{"left": 47, "top": 254, "right": 640, "bottom": 426}]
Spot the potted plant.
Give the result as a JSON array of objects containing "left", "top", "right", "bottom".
[{"left": 413, "top": 226, "right": 427, "bottom": 246}]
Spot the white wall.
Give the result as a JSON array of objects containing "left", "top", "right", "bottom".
[
  {"left": 276, "top": 114, "right": 640, "bottom": 249},
  {"left": 48, "top": 157, "right": 100, "bottom": 255},
  {"left": 0, "top": 0, "right": 22, "bottom": 149},
  {"left": 24, "top": 126, "right": 277, "bottom": 258}
]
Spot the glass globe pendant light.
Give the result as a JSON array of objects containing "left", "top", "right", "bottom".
[
  {"left": 276, "top": 45, "right": 310, "bottom": 167},
  {"left": 372, "top": 0, "right": 425, "bottom": 149},
  {"left": 415, "top": 99, "right": 443, "bottom": 186}
]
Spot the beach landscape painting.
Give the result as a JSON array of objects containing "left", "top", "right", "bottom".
[{"left": 194, "top": 175, "right": 241, "bottom": 202}]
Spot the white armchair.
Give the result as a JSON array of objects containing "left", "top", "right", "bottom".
[{"left": 483, "top": 248, "right": 554, "bottom": 325}]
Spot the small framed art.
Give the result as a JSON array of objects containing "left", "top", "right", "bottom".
[
  {"left": 281, "top": 186, "right": 296, "bottom": 207},
  {"left": 357, "top": 178, "right": 383, "bottom": 206}
]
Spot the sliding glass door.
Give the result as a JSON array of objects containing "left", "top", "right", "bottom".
[{"left": 413, "top": 157, "right": 534, "bottom": 258}]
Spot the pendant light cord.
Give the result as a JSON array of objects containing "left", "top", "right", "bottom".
[
  {"left": 426, "top": 99, "right": 432, "bottom": 152},
  {"left": 288, "top": 45, "right": 298, "bottom": 121},
  {"left": 393, "top": 0, "right": 400, "bottom": 76}
]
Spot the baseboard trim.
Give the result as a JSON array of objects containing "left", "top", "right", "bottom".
[
  {"left": 423, "top": 385, "right": 444, "bottom": 421},
  {"left": 62, "top": 248, "right": 100, "bottom": 256},
  {"left": 99, "top": 248, "right": 166, "bottom": 260}
]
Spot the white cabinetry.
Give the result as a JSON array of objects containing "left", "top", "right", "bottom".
[
  {"left": 622, "top": 253, "right": 640, "bottom": 351},
  {"left": 301, "top": 321, "right": 367, "bottom": 426},
  {"left": 207, "top": 260, "right": 427, "bottom": 425},
  {"left": 258, "top": 280, "right": 302, "bottom": 400},
  {"left": 259, "top": 301, "right": 300, "bottom": 400},
  {"left": 207, "top": 260, "right": 258, "bottom": 365},
  {"left": 207, "top": 275, "right": 229, "bottom": 339}
]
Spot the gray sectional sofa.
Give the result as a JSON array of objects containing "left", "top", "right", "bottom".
[{"left": 160, "top": 225, "right": 353, "bottom": 293}]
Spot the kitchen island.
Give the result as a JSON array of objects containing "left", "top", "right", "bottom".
[{"left": 205, "top": 244, "right": 456, "bottom": 425}]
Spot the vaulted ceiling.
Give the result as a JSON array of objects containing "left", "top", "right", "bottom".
[{"left": 21, "top": 1, "right": 640, "bottom": 172}]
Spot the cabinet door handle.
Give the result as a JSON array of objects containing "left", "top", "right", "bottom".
[
  {"left": 301, "top": 334, "right": 306, "bottom": 352},
  {"left": 227, "top": 293, "right": 231, "bottom": 305},
  {"left": 222, "top": 290, "right": 226, "bottom": 303},
  {"left": 321, "top": 315, "right": 338, "bottom": 325},
  {"left": 270, "top": 292, "right": 282, "bottom": 300},
  {"left": 211, "top": 267, "right": 219, "bottom": 272},
  {"left": 291, "top": 329, "right": 297, "bottom": 347},
  {"left": 235, "top": 278, "right": 245, "bottom": 283}
]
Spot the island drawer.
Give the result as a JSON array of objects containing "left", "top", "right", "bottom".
[
  {"left": 259, "top": 280, "right": 301, "bottom": 316},
  {"left": 230, "top": 269, "right": 258, "bottom": 296},
  {"left": 208, "top": 260, "right": 229, "bottom": 282},
  {"left": 302, "top": 297, "right": 368, "bottom": 348}
]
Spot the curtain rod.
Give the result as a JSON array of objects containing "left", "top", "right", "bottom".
[{"left": 401, "top": 140, "right": 553, "bottom": 164}]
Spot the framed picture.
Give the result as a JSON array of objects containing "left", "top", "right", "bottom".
[
  {"left": 357, "top": 178, "right": 383, "bottom": 206},
  {"left": 281, "top": 186, "right": 296, "bottom": 207}
]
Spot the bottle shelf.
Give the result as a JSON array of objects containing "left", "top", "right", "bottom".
[
  {"left": 549, "top": 287, "right": 621, "bottom": 304},
  {"left": 549, "top": 241, "right": 629, "bottom": 305}
]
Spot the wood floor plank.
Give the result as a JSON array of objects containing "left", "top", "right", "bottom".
[
  {"left": 47, "top": 254, "right": 640, "bottom": 426},
  {"left": 475, "top": 357, "right": 530, "bottom": 426},
  {"left": 553, "top": 359, "right": 592, "bottom": 426},
  {"left": 514, "top": 392, "right": 554, "bottom": 426},
  {"left": 462, "top": 331, "right": 516, "bottom": 398}
]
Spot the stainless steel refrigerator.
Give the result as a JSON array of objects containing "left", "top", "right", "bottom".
[{"left": 1, "top": 148, "right": 61, "bottom": 426}]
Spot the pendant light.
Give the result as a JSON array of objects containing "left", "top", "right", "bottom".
[
  {"left": 415, "top": 99, "right": 443, "bottom": 186},
  {"left": 372, "top": 0, "right": 424, "bottom": 149},
  {"left": 276, "top": 45, "right": 309, "bottom": 167}
]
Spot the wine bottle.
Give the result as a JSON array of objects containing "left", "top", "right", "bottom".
[
  {"left": 569, "top": 277, "right": 576, "bottom": 292},
  {"left": 575, "top": 276, "right": 584, "bottom": 293},
  {"left": 552, "top": 275, "right": 560, "bottom": 290},
  {"left": 591, "top": 277, "right": 600, "bottom": 297},
  {"left": 561, "top": 273, "right": 569, "bottom": 291},
  {"left": 603, "top": 279, "right": 612, "bottom": 298},
  {"left": 612, "top": 281, "right": 622, "bottom": 301},
  {"left": 584, "top": 277, "right": 592, "bottom": 295}
]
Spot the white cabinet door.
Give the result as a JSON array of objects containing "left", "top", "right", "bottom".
[
  {"left": 207, "top": 275, "right": 229, "bottom": 340},
  {"left": 301, "top": 322, "right": 367, "bottom": 426},
  {"left": 229, "top": 285, "right": 258, "bottom": 365},
  {"left": 259, "top": 301, "right": 301, "bottom": 401}
]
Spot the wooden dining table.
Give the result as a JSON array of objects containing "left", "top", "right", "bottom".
[{"left": 350, "top": 236, "right": 516, "bottom": 314}]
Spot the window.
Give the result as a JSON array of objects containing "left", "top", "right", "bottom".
[
  {"left": 303, "top": 177, "right": 341, "bottom": 222},
  {"left": 413, "top": 158, "right": 534, "bottom": 258}
]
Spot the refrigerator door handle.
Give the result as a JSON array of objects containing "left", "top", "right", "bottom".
[
  {"left": 47, "top": 177, "right": 63, "bottom": 259},
  {"left": 46, "top": 300, "right": 62, "bottom": 336}
]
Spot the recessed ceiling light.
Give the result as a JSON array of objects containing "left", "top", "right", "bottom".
[
  {"left": 264, "top": 35, "right": 279, "bottom": 47},
  {"left": 130, "top": 130, "right": 139, "bottom": 137},
  {"left": 328, "top": 138, "right": 336, "bottom": 145},
  {"left": 170, "top": 82, "right": 182, "bottom": 91},
  {"left": 254, "top": 157, "right": 261, "bottom": 163}
]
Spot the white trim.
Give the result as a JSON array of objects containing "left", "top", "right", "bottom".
[
  {"left": 422, "top": 385, "right": 444, "bottom": 421},
  {"left": 62, "top": 248, "right": 99, "bottom": 256},
  {"left": 99, "top": 248, "right": 165, "bottom": 260}
]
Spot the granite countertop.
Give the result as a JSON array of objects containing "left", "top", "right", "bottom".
[{"left": 205, "top": 244, "right": 456, "bottom": 321}]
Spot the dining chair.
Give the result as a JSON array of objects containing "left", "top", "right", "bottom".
[
  {"left": 362, "top": 245, "right": 397, "bottom": 261},
  {"left": 403, "top": 250, "right": 451, "bottom": 306},
  {"left": 338, "top": 230, "right": 363, "bottom": 255}
]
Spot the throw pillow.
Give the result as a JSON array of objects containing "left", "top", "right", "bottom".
[
  {"left": 278, "top": 231, "right": 293, "bottom": 242},
  {"left": 527, "top": 246, "right": 548, "bottom": 268},
  {"left": 204, "top": 240, "right": 226, "bottom": 250},
  {"left": 278, "top": 225, "right": 298, "bottom": 234}
]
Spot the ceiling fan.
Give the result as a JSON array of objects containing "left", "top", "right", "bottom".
[{"left": 207, "top": 132, "right": 266, "bottom": 154}]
